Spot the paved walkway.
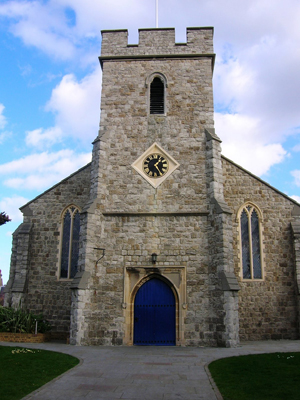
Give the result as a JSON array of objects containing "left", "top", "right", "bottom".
[{"left": 1, "top": 340, "right": 299, "bottom": 400}]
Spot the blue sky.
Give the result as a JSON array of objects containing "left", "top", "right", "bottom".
[{"left": 0, "top": 0, "right": 300, "bottom": 285}]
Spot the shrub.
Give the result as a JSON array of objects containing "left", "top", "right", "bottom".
[{"left": 0, "top": 306, "right": 52, "bottom": 333}]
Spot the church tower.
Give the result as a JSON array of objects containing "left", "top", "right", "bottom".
[{"left": 70, "top": 28, "right": 240, "bottom": 347}]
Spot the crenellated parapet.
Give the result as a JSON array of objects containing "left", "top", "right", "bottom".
[{"left": 100, "top": 27, "right": 214, "bottom": 58}]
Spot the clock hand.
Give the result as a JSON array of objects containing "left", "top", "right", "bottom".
[{"left": 155, "top": 164, "right": 162, "bottom": 175}]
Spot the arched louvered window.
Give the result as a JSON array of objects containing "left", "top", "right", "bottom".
[
  {"left": 239, "top": 204, "right": 263, "bottom": 280},
  {"left": 150, "top": 77, "right": 165, "bottom": 114},
  {"left": 59, "top": 206, "right": 80, "bottom": 279}
]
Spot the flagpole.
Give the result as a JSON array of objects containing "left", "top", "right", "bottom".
[{"left": 156, "top": 0, "right": 158, "bottom": 28}]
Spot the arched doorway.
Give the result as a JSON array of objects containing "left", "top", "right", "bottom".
[{"left": 133, "top": 277, "right": 176, "bottom": 345}]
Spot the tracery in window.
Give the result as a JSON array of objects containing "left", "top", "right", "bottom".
[
  {"left": 59, "top": 206, "right": 80, "bottom": 279},
  {"left": 239, "top": 203, "right": 263, "bottom": 280}
]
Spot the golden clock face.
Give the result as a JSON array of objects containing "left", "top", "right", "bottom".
[{"left": 143, "top": 153, "right": 169, "bottom": 178}]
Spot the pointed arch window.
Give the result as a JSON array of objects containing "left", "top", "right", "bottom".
[
  {"left": 149, "top": 76, "right": 166, "bottom": 114},
  {"left": 59, "top": 206, "right": 80, "bottom": 279},
  {"left": 239, "top": 203, "right": 263, "bottom": 280}
]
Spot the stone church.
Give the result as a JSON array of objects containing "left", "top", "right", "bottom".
[{"left": 5, "top": 27, "right": 300, "bottom": 347}]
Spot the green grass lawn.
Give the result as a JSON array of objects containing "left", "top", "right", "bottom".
[
  {"left": 0, "top": 346, "right": 80, "bottom": 400},
  {"left": 209, "top": 352, "right": 300, "bottom": 400}
]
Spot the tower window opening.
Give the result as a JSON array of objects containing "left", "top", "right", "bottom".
[{"left": 150, "top": 77, "right": 164, "bottom": 114}]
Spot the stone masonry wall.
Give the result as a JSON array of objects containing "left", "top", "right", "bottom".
[
  {"left": 72, "top": 28, "right": 221, "bottom": 346},
  {"left": 101, "top": 28, "right": 214, "bottom": 57},
  {"left": 7, "top": 164, "right": 91, "bottom": 335},
  {"left": 77, "top": 214, "right": 212, "bottom": 346},
  {"left": 223, "top": 157, "right": 299, "bottom": 340},
  {"left": 97, "top": 56, "right": 214, "bottom": 211}
]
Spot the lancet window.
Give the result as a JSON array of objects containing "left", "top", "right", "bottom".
[
  {"left": 59, "top": 205, "right": 80, "bottom": 279},
  {"left": 239, "top": 203, "right": 263, "bottom": 280}
]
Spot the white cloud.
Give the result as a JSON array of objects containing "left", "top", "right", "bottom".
[
  {"left": 0, "top": 195, "right": 29, "bottom": 223},
  {"left": 214, "top": 40, "right": 300, "bottom": 140},
  {"left": 0, "top": 150, "right": 91, "bottom": 191},
  {"left": 45, "top": 69, "right": 101, "bottom": 142},
  {"left": 21, "top": 69, "right": 101, "bottom": 150},
  {"left": 55, "top": 0, "right": 150, "bottom": 36},
  {"left": 0, "top": 1, "right": 76, "bottom": 60},
  {"left": 19, "top": 63, "right": 33, "bottom": 77},
  {"left": 0, "top": 0, "right": 152, "bottom": 62},
  {"left": 0, "top": 131, "right": 11, "bottom": 145},
  {"left": 0, "top": 0, "right": 299, "bottom": 200},
  {"left": 214, "top": 58, "right": 256, "bottom": 114},
  {"left": 291, "top": 170, "right": 300, "bottom": 187},
  {"left": 13, "top": 20, "right": 75, "bottom": 60},
  {"left": 291, "top": 195, "right": 300, "bottom": 204},
  {"left": 25, "top": 126, "right": 63, "bottom": 148},
  {"left": 293, "top": 144, "right": 300, "bottom": 152},
  {"left": 0, "top": 132, "right": 6, "bottom": 143},
  {"left": 0, "top": 104, "right": 7, "bottom": 129},
  {"left": 216, "top": 113, "right": 287, "bottom": 176},
  {"left": 0, "top": 104, "right": 11, "bottom": 144}
]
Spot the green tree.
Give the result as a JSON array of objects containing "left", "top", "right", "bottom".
[{"left": 0, "top": 212, "right": 11, "bottom": 226}]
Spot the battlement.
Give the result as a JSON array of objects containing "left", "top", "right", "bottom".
[{"left": 101, "top": 27, "right": 214, "bottom": 57}]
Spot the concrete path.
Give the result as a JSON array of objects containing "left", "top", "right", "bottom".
[{"left": 1, "top": 340, "right": 299, "bottom": 400}]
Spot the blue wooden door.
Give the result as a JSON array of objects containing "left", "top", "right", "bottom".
[{"left": 134, "top": 278, "right": 176, "bottom": 346}]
